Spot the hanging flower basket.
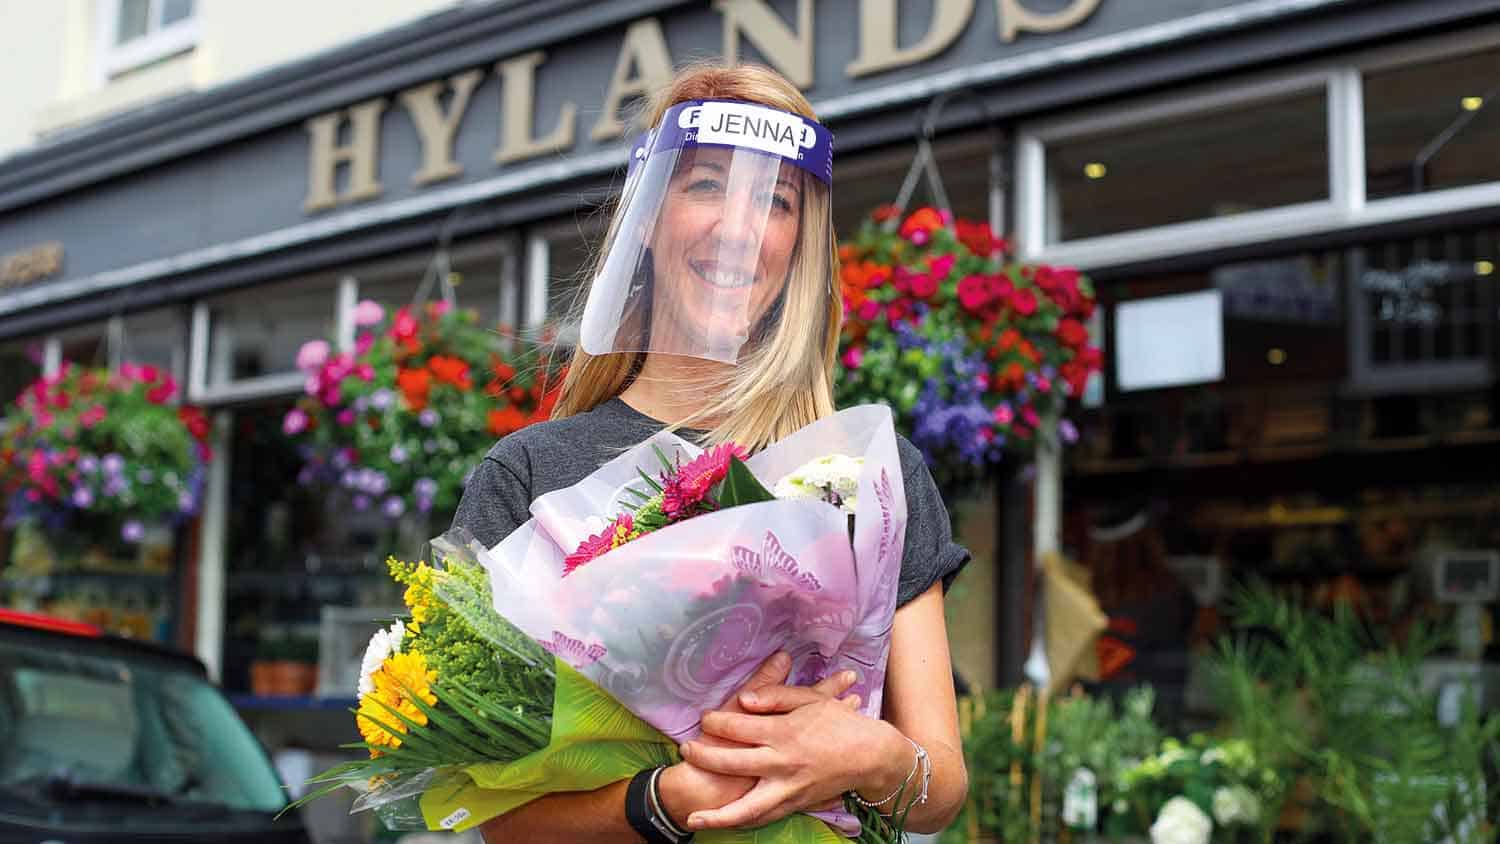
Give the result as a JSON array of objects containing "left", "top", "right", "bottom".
[
  {"left": 0, "top": 362, "right": 212, "bottom": 547},
  {"left": 835, "top": 205, "right": 1102, "bottom": 489},
  {"left": 282, "top": 300, "right": 563, "bottom": 522}
]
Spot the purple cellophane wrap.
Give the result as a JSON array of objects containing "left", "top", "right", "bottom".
[{"left": 480, "top": 405, "right": 907, "bottom": 835}]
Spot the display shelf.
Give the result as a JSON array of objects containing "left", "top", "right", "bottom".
[
  {"left": 229, "top": 694, "right": 357, "bottom": 711},
  {"left": 0, "top": 569, "right": 172, "bottom": 594}
]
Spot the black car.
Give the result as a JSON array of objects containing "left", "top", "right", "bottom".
[{"left": 0, "top": 610, "right": 312, "bottom": 843}]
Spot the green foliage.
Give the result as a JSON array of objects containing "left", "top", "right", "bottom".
[{"left": 1208, "top": 583, "right": 1500, "bottom": 844}]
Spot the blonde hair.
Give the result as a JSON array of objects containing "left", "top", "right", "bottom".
[{"left": 550, "top": 62, "right": 840, "bottom": 451}]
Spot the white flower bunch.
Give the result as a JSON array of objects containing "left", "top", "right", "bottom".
[
  {"left": 1212, "top": 785, "right": 1261, "bottom": 827},
  {"left": 358, "top": 618, "right": 407, "bottom": 697},
  {"left": 1150, "top": 796, "right": 1213, "bottom": 844},
  {"left": 772, "top": 454, "right": 864, "bottom": 513}
]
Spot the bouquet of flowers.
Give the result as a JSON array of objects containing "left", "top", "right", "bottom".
[
  {"left": 0, "top": 362, "right": 211, "bottom": 543},
  {"left": 299, "top": 405, "right": 912, "bottom": 841},
  {"left": 835, "top": 205, "right": 1101, "bottom": 488},
  {"left": 282, "top": 300, "right": 561, "bottom": 521}
]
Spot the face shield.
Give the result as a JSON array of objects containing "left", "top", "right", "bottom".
[{"left": 580, "top": 99, "right": 834, "bottom": 364}]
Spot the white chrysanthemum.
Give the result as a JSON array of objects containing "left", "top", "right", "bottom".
[
  {"left": 773, "top": 454, "right": 864, "bottom": 513},
  {"left": 357, "top": 619, "right": 407, "bottom": 698},
  {"left": 1150, "top": 796, "right": 1213, "bottom": 844},
  {"left": 1212, "top": 785, "right": 1261, "bottom": 827},
  {"left": 1200, "top": 747, "right": 1226, "bottom": 766}
]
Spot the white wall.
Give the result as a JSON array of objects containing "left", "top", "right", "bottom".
[{"left": 0, "top": 0, "right": 463, "bottom": 162}]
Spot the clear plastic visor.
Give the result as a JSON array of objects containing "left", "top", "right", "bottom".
[{"left": 580, "top": 142, "right": 827, "bottom": 364}]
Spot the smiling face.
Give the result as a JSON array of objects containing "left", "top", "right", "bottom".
[{"left": 647, "top": 145, "right": 804, "bottom": 359}]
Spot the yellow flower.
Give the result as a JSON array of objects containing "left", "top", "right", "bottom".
[
  {"left": 402, "top": 562, "right": 439, "bottom": 625},
  {"left": 355, "top": 651, "right": 440, "bottom": 756}
]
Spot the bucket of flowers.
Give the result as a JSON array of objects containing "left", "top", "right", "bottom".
[
  {"left": 0, "top": 362, "right": 212, "bottom": 569},
  {"left": 1112, "top": 735, "right": 1282, "bottom": 844},
  {"left": 835, "top": 205, "right": 1101, "bottom": 490},
  {"left": 282, "top": 300, "right": 563, "bottom": 537}
]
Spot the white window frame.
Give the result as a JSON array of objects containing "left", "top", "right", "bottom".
[
  {"left": 95, "top": 0, "right": 200, "bottom": 84},
  {"left": 1017, "top": 24, "right": 1500, "bottom": 271}
]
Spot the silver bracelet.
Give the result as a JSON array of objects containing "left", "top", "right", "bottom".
[{"left": 849, "top": 736, "right": 927, "bottom": 811}]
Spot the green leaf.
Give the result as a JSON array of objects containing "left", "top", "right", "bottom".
[{"left": 716, "top": 456, "right": 775, "bottom": 507}]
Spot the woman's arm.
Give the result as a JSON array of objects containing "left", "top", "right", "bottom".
[
  {"left": 680, "top": 582, "right": 969, "bottom": 834},
  {"left": 478, "top": 652, "right": 858, "bottom": 842}
]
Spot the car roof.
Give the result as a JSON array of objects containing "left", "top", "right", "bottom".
[{"left": 0, "top": 609, "right": 209, "bottom": 677}]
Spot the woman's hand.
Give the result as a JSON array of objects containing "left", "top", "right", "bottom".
[
  {"left": 656, "top": 654, "right": 859, "bottom": 828},
  {"left": 676, "top": 672, "right": 911, "bottom": 831}
]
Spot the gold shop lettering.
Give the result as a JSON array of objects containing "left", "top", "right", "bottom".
[
  {"left": 0, "top": 241, "right": 64, "bottom": 289},
  {"left": 304, "top": 0, "right": 1100, "bottom": 212}
]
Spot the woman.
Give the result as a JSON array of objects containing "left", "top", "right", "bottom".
[{"left": 453, "top": 62, "right": 970, "bottom": 841}]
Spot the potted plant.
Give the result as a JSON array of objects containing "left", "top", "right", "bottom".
[
  {"left": 835, "top": 206, "right": 1102, "bottom": 493},
  {"left": 0, "top": 362, "right": 211, "bottom": 566},
  {"left": 282, "top": 300, "right": 562, "bottom": 545}
]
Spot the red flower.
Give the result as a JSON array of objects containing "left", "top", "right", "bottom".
[
  {"left": 909, "top": 273, "right": 938, "bottom": 300},
  {"left": 391, "top": 306, "right": 420, "bottom": 343},
  {"left": 899, "top": 207, "right": 945, "bottom": 241},
  {"left": 488, "top": 406, "right": 529, "bottom": 437},
  {"left": 661, "top": 443, "right": 749, "bottom": 520},
  {"left": 1010, "top": 288, "right": 1038, "bottom": 317},
  {"left": 1056, "top": 318, "right": 1088, "bottom": 348},
  {"left": 871, "top": 204, "right": 902, "bottom": 223},
  {"left": 955, "top": 219, "right": 1006, "bottom": 257},
  {"left": 427, "top": 355, "right": 472, "bottom": 390},
  {"left": 146, "top": 383, "right": 175, "bottom": 405},
  {"left": 957, "top": 275, "right": 990, "bottom": 312},
  {"left": 397, "top": 368, "right": 432, "bottom": 411}
]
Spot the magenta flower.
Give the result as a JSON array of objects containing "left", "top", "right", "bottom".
[
  {"left": 661, "top": 443, "right": 749, "bottom": 520},
  {"left": 929, "top": 254, "right": 955, "bottom": 279},
  {"left": 841, "top": 346, "right": 864, "bottom": 370}
]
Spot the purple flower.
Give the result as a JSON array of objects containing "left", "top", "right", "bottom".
[
  {"left": 332, "top": 449, "right": 353, "bottom": 470},
  {"left": 389, "top": 445, "right": 408, "bottom": 464},
  {"left": 136, "top": 468, "right": 154, "bottom": 484},
  {"left": 102, "top": 454, "right": 125, "bottom": 476},
  {"left": 296, "top": 467, "right": 315, "bottom": 487},
  {"left": 371, "top": 389, "right": 394, "bottom": 411},
  {"left": 413, "top": 478, "right": 438, "bottom": 498},
  {"left": 71, "top": 487, "right": 94, "bottom": 508},
  {"left": 179, "top": 492, "right": 196, "bottom": 513},
  {"left": 121, "top": 520, "right": 145, "bottom": 544},
  {"left": 367, "top": 472, "right": 389, "bottom": 496},
  {"left": 337, "top": 408, "right": 356, "bottom": 427},
  {"left": 283, "top": 408, "right": 309, "bottom": 435},
  {"left": 418, "top": 409, "right": 440, "bottom": 428},
  {"left": 340, "top": 469, "right": 359, "bottom": 489},
  {"left": 416, "top": 496, "right": 433, "bottom": 514},
  {"left": 78, "top": 455, "right": 99, "bottom": 475},
  {"left": 424, "top": 439, "right": 438, "bottom": 454},
  {"left": 1059, "top": 419, "right": 1080, "bottom": 444},
  {"left": 353, "top": 396, "right": 369, "bottom": 413},
  {"left": 352, "top": 495, "right": 371, "bottom": 511},
  {"left": 382, "top": 497, "right": 406, "bottom": 518}
]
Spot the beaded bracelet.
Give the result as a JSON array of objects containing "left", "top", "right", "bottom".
[{"left": 848, "top": 736, "right": 930, "bottom": 814}]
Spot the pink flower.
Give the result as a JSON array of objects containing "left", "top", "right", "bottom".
[
  {"left": 842, "top": 346, "right": 864, "bottom": 370},
  {"left": 957, "top": 275, "right": 990, "bottom": 311},
  {"left": 352, "top": 299, "right": 385, "bottom": 327},
  {"left": 355, "top": 364, "right": 375, "bottom": 382},
  {"left": 662, "top": 443, "right": 749, "bottom": 519},
  {"left": 355, "top": 332, "right": 376, "bottom": 356},
  {"left": 283, "top": 408, "right": 309, "bottom": 435},
  {"left": 929, "top": 254, "right": 955, "bottom": 280},
  {"left": 564, "top": 512, "right": 636, "bottom": 576},
  {"left": 856, "top": 299, "right": 881, "bottom": 321},
  {"left": 993, "top": 404, "right": 1014, "bottom": 425},
  {"left": 337, "top": 408, "right": 356, "bottom": 426},
  {"left": 1022, "top": 406, "right": 1040, "bottom": 427},
  {"left": 909, "top": 273, "right": 938, "bottom": 300},
  {"left": 908, "top": 229, "right": 930, "bottom": 246},
  {"left": 296, "top": 340, "right": 331, "bottom": 375}
]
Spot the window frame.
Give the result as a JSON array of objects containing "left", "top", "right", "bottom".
[
  {"left": 1017, "top": 24, "right": 1500, "bottom": 272},
  {"left": 95, "top": 0, "right": 200, "bottom": 84}
]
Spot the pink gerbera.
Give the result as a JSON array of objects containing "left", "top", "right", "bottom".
[
  {"left": 661, "top": 443, "right": 749, "bottom": 520},
  {"left": 563, "top": 512, "right": 637, "bottom": 576}
]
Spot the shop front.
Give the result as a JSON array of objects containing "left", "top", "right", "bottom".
[{"left": 3, "top": 0, "right": 1499, "bottom": 838}]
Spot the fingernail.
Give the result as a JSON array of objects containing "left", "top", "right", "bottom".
[
  {"left": 772, "top": 651, "right": 790, "bottom": 667},
  {"left": 741, "top": 691, "right": 758, "bottom": 706},
  {"left": 687, "top": 815, "right": 703, "bottom": 829},
  {"left": 849, "top": 695, "right": 862, "bottom": 709},
  {"left": 842, "top": 670, "right": 857, "bottom": 684},
  {"left": 679, "top": 742, "right": 691, "bottom": 756}
]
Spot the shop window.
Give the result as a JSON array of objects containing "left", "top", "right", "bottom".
[
  {"left": 54, "top": 322, "right": 110, "bottom": 370},
  {"left": 1349, "top": 227, "right": 1498, "bottom": 394},
  {"left": 1365, "top": 44, "right": 1500, "bottom": 200},
  {"left": 1043, "top": 88, "right": 1328, "bottom": 243},
  {"left": 99, "top": 0, "right": 198, "bottom": 80},
  {"left": 0, "top": 338, "right": 44, "bottom": 411},
  {"left": 204, "top": 274, "right": 337, "bottom": 389},
  {"left": 533, "top": 222, "right": 602, "bottom": 345},
  {"left": 120, "top": 306, "right": 188, "bottom": 382},
  {"left": 352, "top": 241, "right": 512, "bottom": 331}
]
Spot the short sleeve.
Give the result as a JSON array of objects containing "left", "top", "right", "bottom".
[
  {"left": 895, "top": 437, "right": 972, "bottom": 607},
  {"left": 450, "top": 441, "right": 534, "bottom": 549}
]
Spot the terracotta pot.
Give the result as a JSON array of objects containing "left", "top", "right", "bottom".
[
  {"left": 250, "top": 660, "right": 278, "bottom": 697},
  {"left": 267, "top": 660, "right": 318, "bottom": 696}
]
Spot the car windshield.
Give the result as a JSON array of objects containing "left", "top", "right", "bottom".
[{"left": 0, "top": 637, "right": 287, "bottom": 814}]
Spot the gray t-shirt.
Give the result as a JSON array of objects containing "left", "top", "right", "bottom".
[{"left": 451, "top": 397, "right": 970, "bottom": 607}]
